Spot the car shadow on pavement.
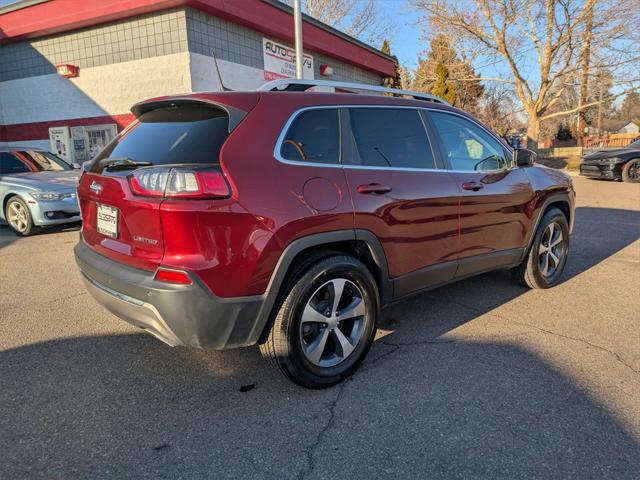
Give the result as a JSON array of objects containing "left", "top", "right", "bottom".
[
  {"left": 1, "top": 333, "right": 638, "bottom": 478},
  {"left": 0, "top": 222, "right": 81, "bottom": 252},
  {"left": 1, "top": 206, "right": 639, "bottom": 478}
]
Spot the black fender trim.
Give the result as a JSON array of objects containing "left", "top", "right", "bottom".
[
  {"left": 521, "top": 192, "right": 574, "bottom": 262},
  {"left": 249, "top": 229, "right": 392, "bottom": 344}
]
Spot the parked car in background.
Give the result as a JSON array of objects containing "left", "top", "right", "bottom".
[
  {"left": 0, "top": 146, "right": 80, "bottom": 235},
  {"left": 75, "top": 79, "right": 575, "bottom": 388},
  {"left": 579, "top": 138, "right": 640, "bottom": 183}
]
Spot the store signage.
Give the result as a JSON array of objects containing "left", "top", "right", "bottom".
[{"left": 263, "top": 38, "right": 314, "bottom": 81}]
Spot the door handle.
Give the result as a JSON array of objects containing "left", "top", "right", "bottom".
[
  {"left": 356, "top": 183, "right": 392, "bottom": 195},
  {"left": 462, "top": 182, "right": 484, "bottom": 192}
]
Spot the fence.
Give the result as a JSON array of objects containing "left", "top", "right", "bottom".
[{"left": 584, "top": 133, "right": 639, "bottom": 150}]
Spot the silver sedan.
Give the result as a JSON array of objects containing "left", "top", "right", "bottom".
[{"left": 0, "top": 146, "right": 80, "bottom": 236}]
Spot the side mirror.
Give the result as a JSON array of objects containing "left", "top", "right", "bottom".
[{"left": 513, "top": 148, "right": 537, "bottom": 167}]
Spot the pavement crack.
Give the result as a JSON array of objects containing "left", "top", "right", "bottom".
[
  {"left": 512, "top": 321, "right": 639, "bottom": 376},
  {"left": 298, "top": 377, "right": 352, "bottom": 480},
  {"left": 423, "top": 297, "right": 639, "bottom": 376}
]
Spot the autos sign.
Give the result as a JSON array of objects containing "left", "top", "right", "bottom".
[{"left": 263, "top": 38, "right": 314, "bottom": 80}]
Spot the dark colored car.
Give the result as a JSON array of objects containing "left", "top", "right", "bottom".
[
  {"left": 579, "top": 138, "right": 640, "bottom": 182},
  {"left": 74, "top": 79, "right": 575, "bottom": 388}
]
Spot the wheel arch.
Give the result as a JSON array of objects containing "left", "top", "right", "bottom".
[
  {"left": 523, "top": 193, "right": 573, "bottom": 260},
  {"left": 2, "top": 192, "right": 24, "bottom": 220},
  {"left": 254, "top": 229, "right": 391, "bottom": 343}
]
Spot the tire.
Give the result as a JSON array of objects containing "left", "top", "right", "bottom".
[
  {"left": 260, "top": 254, "right": 379, "bottom": 388},
  {"left": 622, "top": 158, "right": 640, "bottom": 183},
  {"left": 511, "top": 207, "right": 569, "bottom": 289},
  {"left": 5, "top": 196, "right": 38, "bottom": 236}
]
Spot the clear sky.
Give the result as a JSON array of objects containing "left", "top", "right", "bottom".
[{"left": 377, "top": 1, "right": 425, "bottom": 69}]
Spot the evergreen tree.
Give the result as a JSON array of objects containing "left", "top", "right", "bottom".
[
  {"left": 413, "top": 35, "right": 482, "bottom": 111},
  {"left": 620, "top": 91, "right": 640, "bottom": 124},
  {"left": 381, "top": 40, "right": 402, "bottom": 90},
  {"left": 431, "top": 62, "right": 457, "bottom": 105}
]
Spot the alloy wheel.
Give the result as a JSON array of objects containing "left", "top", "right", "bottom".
[
  {"left": 299, "top": 278, "right": 366, "bottom": 368},
  {"left": 7, "top": 201, "right": 29, "bottom": 233},
  {"left": 538, "top": 222, "right": 565, "bottom": 277},
  {"left": 628, "top": 161, "right": 640, "bottom": 180}
]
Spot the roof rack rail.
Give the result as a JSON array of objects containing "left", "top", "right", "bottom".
[{"left": 257, "top": 79, "right": 450, "bottom": 105}]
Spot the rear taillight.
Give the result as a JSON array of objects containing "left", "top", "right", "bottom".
[{"left": 127, "top": 166, "right": 230, "bottom": 199}]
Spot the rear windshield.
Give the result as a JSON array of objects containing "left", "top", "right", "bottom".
[{"left": 92, "top": 105, "right": 229, "bottom": 172}]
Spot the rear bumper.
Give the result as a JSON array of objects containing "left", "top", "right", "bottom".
[{"left": 74, "top": 239, "right": 266, "bottom": 350}]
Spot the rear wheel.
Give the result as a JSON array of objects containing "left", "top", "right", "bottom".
[
  {"left": 622, "top": 159, "right": 640, "bottom": 183},
  {"left": 260, "top": 255, "right": 378, "bottom": 388},
  {"left": 512, "top": 208, "right": 569, "bottom": 289},
  {"left": 5, "top": 197, "right": 38, "bottom": 236}
]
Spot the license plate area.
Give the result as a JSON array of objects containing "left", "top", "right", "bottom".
[{"left": 96, "top": 203, "right": 119, "bottom": 238}]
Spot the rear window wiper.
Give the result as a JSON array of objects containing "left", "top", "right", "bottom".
[{"left": 101, "top": 157, "right": 153, "bottom": 171}]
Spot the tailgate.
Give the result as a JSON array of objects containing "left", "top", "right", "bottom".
[
  {"left": 76, "top": 94, "right": 258, "bottom": 271},
  {"left": 78, "top": 172, "right": 165, "bottom": 271}
]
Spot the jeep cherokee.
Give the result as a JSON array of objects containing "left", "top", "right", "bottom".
[{"left": 75, "top": 79, "right": 575, "bottom": 388}]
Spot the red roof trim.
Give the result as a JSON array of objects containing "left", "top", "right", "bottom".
[{"left": 0, "top": 0, "right": 395, "bottom": 76}]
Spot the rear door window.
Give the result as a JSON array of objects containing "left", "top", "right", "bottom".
[
  {"left": 344, "top": 108, "right": 436, "bottom": 169},
  {"left": 92, "top": 105, "right": 229, "bottom": 172},
  {"left": 0, "top": 152, "right": 30, "bottom": 174},
  {"left": 279, "top": 108, "right": 340, "bottom": 164}
]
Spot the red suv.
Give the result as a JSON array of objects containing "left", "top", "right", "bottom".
[{"left": 75, "top": 79, "right": 575, "bottom": 388}]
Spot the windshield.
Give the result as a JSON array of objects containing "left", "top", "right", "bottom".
[
  {"left": 20, "top": 151, "right": 72, "bottom": 171},
  {"left": 91, "top": 105, "right": 229, "bottom": 173},
  {"left": 628, "top": 138, "right": 640, "bottom": 149}
]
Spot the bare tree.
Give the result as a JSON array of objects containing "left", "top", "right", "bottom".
[
  {"left": 413, "top": 0, "right": 640, "bottom": 149},
  {"left": 281, "top": 0, "right": 394, "bottom": 45},
  {"left": 476, "top": 83, "right": 525, "bottom": 136}
]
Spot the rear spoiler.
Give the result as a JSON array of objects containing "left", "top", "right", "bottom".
[{"left": 130, "top": 96, "right": 257, "bottom": 133}]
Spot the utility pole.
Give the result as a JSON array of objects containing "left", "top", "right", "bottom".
[
  {"left": 293, "top": 0, "right": 303, "bottom": 79},
  {"left": 577, "top": 0, "right": 595, "bottom": 145}
]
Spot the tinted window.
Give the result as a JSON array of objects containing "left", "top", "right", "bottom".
[
  {"left": 280, "top": 109, "right": 340, "bottom": 164},
  {"left": 0, "top": 152, "right": 30, "bottom": 174},
  {"left": 21, "top": 151, "right": 71, "bottom": 171},
  {"left": 346, "top": 108, "right": 435, "bottom": 169},
  {"left": 429, "top": 112, "right": 509, "bottom": 172},
  {"left": 92, "top": 105, "right": 229, "bottom": 172}
]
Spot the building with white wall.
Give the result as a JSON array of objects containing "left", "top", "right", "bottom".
[{"left": 0, "top": 0, "right": 395, "bottom": 165}]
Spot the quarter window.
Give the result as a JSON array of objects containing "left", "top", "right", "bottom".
[
  {"left": 280, "top": 109, "right": 340, "bottom": 164},
  {"left": 345, "top": 108, "right": 436, "bottom": 169},
  {"left": 429, "top": 111, "right": 509, "bottom": 172}
]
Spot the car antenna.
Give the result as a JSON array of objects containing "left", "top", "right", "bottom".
[{"left": 211, "top": 49, "right": 233, "bottom": 92}]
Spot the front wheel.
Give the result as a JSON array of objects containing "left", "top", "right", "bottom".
[
  {"left": 512, "top": 208, "right": 570, "bottom": 289},
  {"left": 260, "top": 255, "right": 378, "bottom": 388},
  {"left": 622, "top": 159, "right": 640, "bottom": 183},
  {"left": 5, "top": 197, "right": 38, "bottom": 236}
]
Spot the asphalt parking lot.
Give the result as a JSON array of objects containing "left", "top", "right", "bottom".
[{"left": 1, "top": 174, "right": 638, "bottom": 479}]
